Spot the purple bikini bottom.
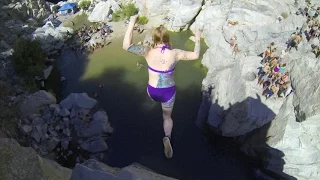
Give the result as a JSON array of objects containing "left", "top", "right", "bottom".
[{"left": 147, "top": 84, "right": 176, "bottom": 103}]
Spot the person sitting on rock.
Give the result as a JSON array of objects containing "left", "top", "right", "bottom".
[
  {"left": 232, "top": 44, "right": 240, "bottom": 56},
  {"left": 228, "top": 20, "right": 239, "bottom": 25},
  {"left": 229, "top": 36, "right": 237, "bottom": 47},
  {"left": 262, "top": 82, "right": 274, "bottom": 99},
  {"left": 123, "top": 15, "right": 202, "bottom": 159}
]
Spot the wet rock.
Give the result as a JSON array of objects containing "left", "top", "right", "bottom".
[
  {"left": 32, "top": 117, "right": 45, "bottom": 126},
  {"left": 59, "top": 93, "right": 97, "bottom": 110},
  {"left": 80, "top": 136, "right": 108, "bottom": 153},
  {"left": 59, "top": 108, "right": 70, "bottom": 117},
  {"left": 20, "top": 125, "right": 32, "bottom": 135},
  {"left": 45, "top": 137, "right": 60, "bottom": 152},
  {"left": 20, "top": 90, "right": 56, "bottom": 117},
  {"left": 78, "top": 111, "right": 113, "bottom": 138}
]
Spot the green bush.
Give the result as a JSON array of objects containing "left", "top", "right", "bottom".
[
  {"left": 78, "top": 0, "right": 91, "bottom": 10},
  {"left": 138, "top": 16, "right": 148, "bottom": 25},
  {"left": 112, "top": 3, "right": 138, "bottom": 22},
  {"left": 11, "top": 39, "right": 45, "bottom": 77},
  {"left": 281, "top": 12, "right": 288, "bottom": 19},
  {"left": 52, "top": 5, "right": 60, "bottom": 13}
]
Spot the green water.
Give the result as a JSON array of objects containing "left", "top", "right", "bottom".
[
  {"left": 58, "top": 30, "right": 255, "bottom": 179},
  {"left": 80, "top": 31, "right": 207, "bottom": 91}
]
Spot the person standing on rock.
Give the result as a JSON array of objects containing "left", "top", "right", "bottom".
[{"left": 123, "top": 14, "right": 202, "bottom": 158}]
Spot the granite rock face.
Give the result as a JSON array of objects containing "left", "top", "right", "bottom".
[
  {"left": 193, "top": 1, "right": 303, "bottom": 137},
  {"left": 71, "top": 159, "right": 176, "bottom": 180},
  {"left": 0, "top": 138, "right": 71, "bottom": 180},
  {"left": 88, "top": 1, "right": 121, "bottom": 22},
  {"left": 0, "top": 0, "right": 50, "bottom": 21},
  {"left": 32, "top": 21, "right": 73, "bottom": 54},
  {"left": 20, "top": 90, "right": 57, "bottom": 117},
  {"left": 193, "top": 0, "right": 320, "bottom": 179}
]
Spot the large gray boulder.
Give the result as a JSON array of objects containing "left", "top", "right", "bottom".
[
  {"left": 20, "top": 90, "right": 57, "bottom": 117},
  {"left": 135, "top": 0, "right": 171, "bottom": 16},
  {"left": 59, "top": 93, "right": 97, "bottom": 110},
  {"left": 88, "top": 1, "right": 120, "bottom": 22},
  {"left": 167, "top": 0, "right": 203, "bottom": 31},
  {"left": 71, "top": 159, "right": 176, "bottom": 180},
  {"left": 32, "top": 21, "right": 73, "bottom": 54},
  {"left": 0, "top": 138, "right": 71, "bottom": 180}
]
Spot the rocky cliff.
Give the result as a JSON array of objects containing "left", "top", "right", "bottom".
[{"left": 188, "top": 0, "right": 320, "bottom": 179}]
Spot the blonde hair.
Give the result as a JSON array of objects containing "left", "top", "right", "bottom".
[{"left": 151, "top": 25, "right": 172, "bottom": 48}]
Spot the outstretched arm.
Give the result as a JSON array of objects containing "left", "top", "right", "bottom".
[
  {"left": 174, "top": 30, "right": 201, "bottom": 60},
  {"left": 123, "top": 15, "right": 149, "bottom": 56},
  {"left": 122, "top": 15, "right": 137, "bottom": 50}
]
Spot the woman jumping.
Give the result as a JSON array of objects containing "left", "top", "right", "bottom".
[{"left": 123, "top": 15, "right": 201, "bottom": 158}]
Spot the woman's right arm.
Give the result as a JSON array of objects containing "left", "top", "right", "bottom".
[{"left": 174, "top": 30, "right": 201, "bottom": 61}]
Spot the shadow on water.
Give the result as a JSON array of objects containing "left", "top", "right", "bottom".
[{"left": 55, "top": 30, "right": 296, "bottom": 179}]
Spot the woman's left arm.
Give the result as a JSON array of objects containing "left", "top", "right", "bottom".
[{"left": 123, "top": 15, "right": 149, "bottom": 56}]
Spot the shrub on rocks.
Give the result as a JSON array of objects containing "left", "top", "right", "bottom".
[
  {"left": 11, "top": 39, "right": 45, "bottom": 77},
  {"left": 78, "top": 0, "right": 91, "bottom": 10},
  {"left": 138, "top": 16, "right": 149, "bottom": 25},
  {"left": 112, "top": 3, "right": 138, "bottom": 22}
]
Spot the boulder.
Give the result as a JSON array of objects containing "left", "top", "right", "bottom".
[
  {"left": 59, "top": 108, "right": 70, "bottom": 117},
  {"left": 45, "top": 137, "right": 60, "bottom": 152},
  {"left": 167, "top": 0, "right": 203, "bottom": 31},
  {"left": 88, "top": 1, "right": 120, "bottom": 22},
  {"left": 0, "top": 138, "right": 71, "bottom": 180},
  {"left": 59, "top": 93, "right": 97, "bottom": 110},
  {"left": 20, "top": 90, "right": 56, "bottom": 117},
  {"left": 20, "top": 125, "right": 33, "bottom": 135},
  {"left": 71, "top": 159, "right": 176, "bottom": 180},
  {"left": 78, "top": 111, "right": 113, "bottom": 138},
  {"left": 80, "top": 136, "right": 108, "bottom": 153},
  {"left": 32, "top": 22, "right": 73, "bottom": 54},
  {"left": 0, "top": 40, "right": 10, "bottom": 49}
]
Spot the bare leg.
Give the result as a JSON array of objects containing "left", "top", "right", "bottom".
[
  {"left": 162, "top": 105, "right": 174, "bottom": 138},
  {"left": 161, "top": 94, "right": 175, "bottom": 158}
]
